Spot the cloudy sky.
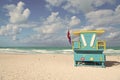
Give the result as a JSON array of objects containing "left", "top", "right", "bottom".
[{"left": 0, "top": 0, "right": 120, "bottom": 47}]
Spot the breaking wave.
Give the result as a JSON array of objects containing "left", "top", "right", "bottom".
[
  {"left": 104, "top": 49, "right": 120, "bottom": 55},
  {"left": 0, "top": 48, "right": 120, "bottom": 55},
  {"left": 0, "top": 48, "right": 73, "bottom": 54}
]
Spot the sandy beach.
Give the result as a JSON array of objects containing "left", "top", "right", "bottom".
[{"left": 0, "top": 54, "right": 120, "bottom": 80}]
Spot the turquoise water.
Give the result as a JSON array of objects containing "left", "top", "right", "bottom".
[
  {"left": 108, "top": 46, "right": 120, "bottom": 50},
  {"left": 0, "top": 46, "right": 120, "bottom": 55}
]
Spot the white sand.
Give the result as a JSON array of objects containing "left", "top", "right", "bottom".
[{"left": 0, "top": 54, "right": 120, "bottom": 80}]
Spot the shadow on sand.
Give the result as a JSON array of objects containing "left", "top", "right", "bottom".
[{"left": 105, "top": 61, "right": 120, "bottom": 67}]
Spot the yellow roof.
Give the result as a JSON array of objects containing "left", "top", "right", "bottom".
[{"left": 72, "top": 30, "right": 105, "bottom": 35}]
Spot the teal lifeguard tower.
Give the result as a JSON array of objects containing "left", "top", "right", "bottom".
[{"left": 72, "top": 30, "right": 106, "bottom": 67}]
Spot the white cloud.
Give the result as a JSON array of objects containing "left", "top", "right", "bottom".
[
  {"left": 21, "top": 12, "right": 80, "bottom": 46},
  {"left": 93, "top": 0, "right": 116, "bottom": 7},
  {"left": 103, "top": 27, "right": 120, "bottom": 46},
  {"left": 12, "top": 35, "right": 17, "bottom": 41},
  {"left": 45, "top": 12, "right": 60, "bottom": 24},
  {"left": 80, "top": 25, "right": 96, "bottom": 30},
  {"left": 0, "top": 24, "right": 21, "bottom": 36},
  {"left": 69, "top": 16, "right": 81, "bottom": 27},
  {"left": 34, "top": 12, "right": 66, "bottom": 34},
  {"left": 62, "top": 0, "right": 94, "bottom": 13},
  {"left": 1, "top": 10, "right": 78, "bottom": 45},
  {"left": 19, "top": 29, "right": 69, "bottom": 46},
  {"left": 107, "top": 32, "right": 119, "bottom": 39},
  {"left": 46, "top": 0, "right": 64, "bottom": 7},
  {"left": 0, "top": 22, "right": 38, "bottom": 41},
  {"left": 34, "top": 12, "right": 80, "bottom": 34},
  {"left": 0, "top": 1, "right": 31, "bottom": 41},
  {"left": 46, "top": 0, "right": 94, "bottom": 13},
  {"left": 4, "top": 1, "right": 30, "bottom": 23},
  {"left": 45, "top": 0, "right": 116, "bottom": 14},
  {"left": 102, "top": 27, "right": 120, "bottom": 40},
  {"left": 86, "top": 5, "right": 120, "bottom": 26},
  {"left": 115, "top": 5, "right": 120, "bottom": 13}
]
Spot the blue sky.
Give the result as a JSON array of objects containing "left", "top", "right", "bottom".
[{"left": 0, "top": 0, "right": 120, "bottom": 47}]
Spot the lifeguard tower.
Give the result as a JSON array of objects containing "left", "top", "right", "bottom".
[{"left": 72, "top": 30, "right": 106, "bottom": 67}]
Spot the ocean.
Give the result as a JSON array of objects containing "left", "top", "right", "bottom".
[
  {"left": 0, "top": 47, "right": 120, "bottom": 55},
  {"left": 0, "top": 47, "right": 73, "bottom": 54}
]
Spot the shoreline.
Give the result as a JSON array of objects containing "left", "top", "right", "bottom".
[{"left": 0, "top": 52, "right": 120, "bottom": 56}]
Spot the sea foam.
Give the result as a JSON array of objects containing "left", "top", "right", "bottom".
[
  {"left": 0, "top": 48, "right": 73, "bottom": 54},
  {"left": 0, "top": 48, "right": 120, "bottom": 55}
]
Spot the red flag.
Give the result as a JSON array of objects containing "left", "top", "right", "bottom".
[{"left": 67, "top": 30, "right": 71, "bottom": 44}]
